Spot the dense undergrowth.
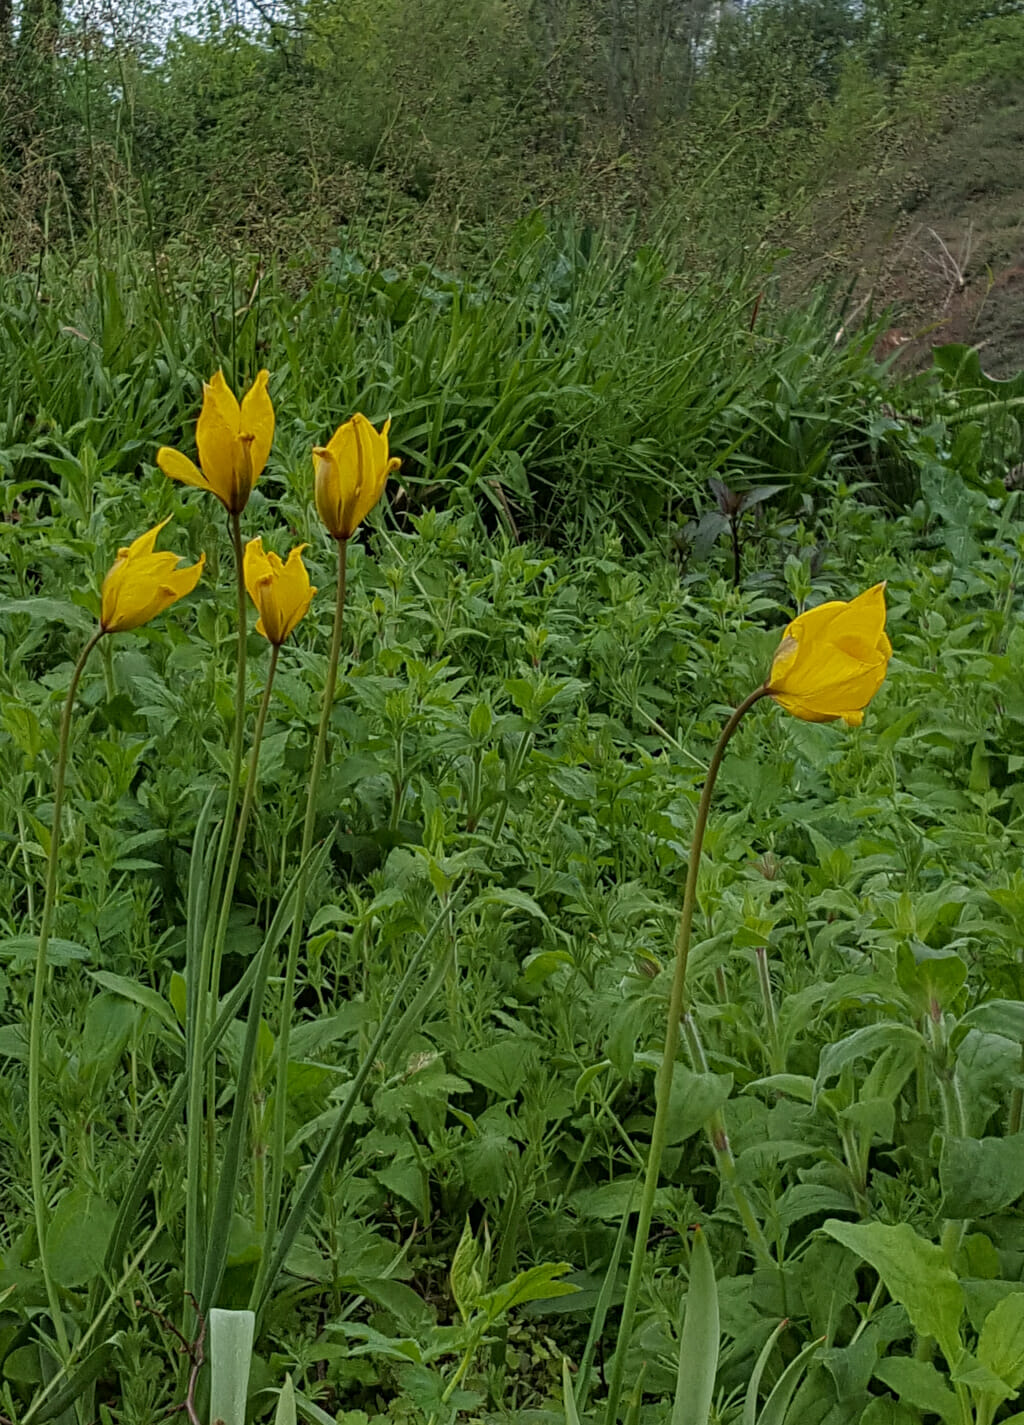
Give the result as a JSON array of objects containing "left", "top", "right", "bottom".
[{"left": 1, "top": 229, "right": 1024, "bottom": 1423}]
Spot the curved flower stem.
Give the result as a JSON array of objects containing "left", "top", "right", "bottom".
[
  {"left": 265, "top": 536, "right": 348, "bottom": 1255},
  {"left": 185, "top": 510, "right": 248, "bottom": 1300},
  {"left": 603, "top": 685, "right": 768, "bottom": 1425},
  {"left": 29, "top": 627, "right": 104, "bottom": 1359}
]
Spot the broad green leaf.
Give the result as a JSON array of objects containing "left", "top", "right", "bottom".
[
  {"left": 0, "top": 596, "right": 93, "bottom": 630},
  {"left": 88, "top": 970, "right": 180, "bottom": 1033},
  {"left": 45, "top": 1186, "right": 115, "bottom": 1287},
  {"left": 661, "top": 1061, "right": 733, "bottom": 1143},
  {"left": 821, "top": 1220, "right": 964, "bottom": 1365},
  {"left": 977, "top": 1292, "right": 1024, "bottom": 1392},
  {"left": 815, "top": 1025, "right": 923, "bottom": 1094},
  {"left": 940, "top": 1135, "right": 1024, "bottom": 1217},
  {"left": 477, "top": 1261, "right": 577, "bottom": 1320},
  {"left": 0, "top": 935, "right": 89, "bottom": 966},
  {"left": 873, "top": 1357, "right": 959, "bottom": 1423}
]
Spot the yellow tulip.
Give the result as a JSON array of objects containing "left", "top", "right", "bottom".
[
  {"left": 313, "top": 413, "right": 401, "bottom": 541},
  {"left": 766, "top": 582, "right": 891, "bottom": 727},
  {"left": 157, "top": 370, "right": 275, "bottom": 514},
  {"left": 100, "top": 519, "right": 205, "bottom": 633},
  {"left": 244, "top": 538, "right": 316, "bottom": 645}
]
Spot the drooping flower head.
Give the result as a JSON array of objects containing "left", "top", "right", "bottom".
[
  {"left": 100, "top": 519, "right": 205, "bottom": 633},
  {"left": 766, "top": 582, "right": 891, "bottom": 727},
  {"left": 244, "top": 538, "right": 316, "bottom": 646},
  {"left": 158, "top": 370, "right": 275, "bottom": 515},
  {"left": 313, "top": 413, "right": 400, "bottom": 541}
]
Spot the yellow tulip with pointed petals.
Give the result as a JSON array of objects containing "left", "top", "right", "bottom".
[
  {"left": 158, "top": 370, "right": 275, "bottom": 514},
  {"left": 313, "top": 413, "right": 401, "bottom": 541},
  {"left": 244, "top": 538, "right": 316, "bottom": 645},
  {"left": 766, "top": 582, "right": 891, "bottom": 727},
  {"left": 100, "top": 519, "right": 205, "bottom": 633}
]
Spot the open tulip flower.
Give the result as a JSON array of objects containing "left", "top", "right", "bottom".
[
  {"left": 244, "top": 538, "right": 316, "bottom": 646},
  {"left": 100, "top": 519, "right": 205, "bottom": 634},
  {"left": 158, "top": 370, "right": 275, "bottom": 514},
  {"left": 766, "top": 582, "right": 891, "bottom": 726},
  {"left": 313, "top": 413, "right": 400, "bottom": 541}
]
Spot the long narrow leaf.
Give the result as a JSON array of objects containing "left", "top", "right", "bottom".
[
  {"left": 756, "top": 1337, "right": 823, "bottom": 1425},
  {"left": 576, "top": 1181, "right": 634, "bottom": 1414},
  {"left": 563, "top": 1359, "right": 582, "bottom": 1425},
  {"left": 741, "top": 1319, "right": 790, "bottom": 1425},
  {"left": 209, "top": 1308, "right": 255, "bottom": 1425},
  {"left": 252, "top": 887, "right": 464, "bottom": 1317},
  {"left": 104, "top": 841, "right": 332, "bottom": 1273},
  {"left": 671, "top": 1227, "right": 719, "bottom": 1425}
]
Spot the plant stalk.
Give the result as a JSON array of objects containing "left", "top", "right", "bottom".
[
  {"left": 604, "top": 686, "right": 767, "bottom": 1424},
  {"left": 28, "top": 627, "right": 103, "bottom": 1359},
  {"left": 185, "top": 509, "right": 248, "bottom": 1300},
  {"left": 266, "top": 536, "right": 348, "bottom": 1243}
]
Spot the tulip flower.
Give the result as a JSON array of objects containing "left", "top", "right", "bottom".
[
  {"left": 100, "top": 519, "right": 205, "bottom": 633},
  {"left": 158, "top": 370, "right": 275, "bottom": 514},
  {"left": 313, "top": 413, "right": 400, "bottom": 541},
  {"left": 244, "top": 538, "right": 316, "bottom": 645},
  {"left": 766, "top": 582, "right": 891, "bottom": 726}
]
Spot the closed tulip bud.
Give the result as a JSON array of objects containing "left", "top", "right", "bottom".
[
  {"left": 244, "top": 538, "right": 316, "bottom": 646},
  {"left": 766, "top": 582, "right": 891, "bottom": 726},
  {"left": 100, "top": 519, "right": 205, "bottom": 633},
  {"left": 158, "top": 370, "right": 274, "bottom": 514},
  {"left": 313, "top": 413, "right": 400, "bottom": 541}
]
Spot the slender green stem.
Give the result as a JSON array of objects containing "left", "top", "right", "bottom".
[
  {"left": 29, "top": 627, "right": 103, "bottom": 1359},
  {"left": 207, "top": 510, "right": 251, "bottom": 1006},
  {"left": 212, "top": 643, "right": 279, "bottom": 969},
  {"left": 197, "top": 645, "right": 282, "bottom": 1312},
  {"left": 185, "top": 509, "right": 248, "bottom": 1301},
  {"left": 754, "top": 945, "right": 781, "bottom": 1073},
  {"left": 604, "top": 686, "right": 767, "bottom": 1425},
  {"left": 266, "top": 537, "right": 348, "bottom": 1246}
]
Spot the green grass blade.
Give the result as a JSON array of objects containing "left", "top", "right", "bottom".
[
  {"left": 576, "top": 1181, "right": 635, "bottom": 1414},
  {"left": 741, "top": 1319, "right": 790, "bottom": 1425},
  {"left": 671, "top": 1227, "right": 719, "bottom": 1425}
]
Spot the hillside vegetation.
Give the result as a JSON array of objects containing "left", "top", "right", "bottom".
[{"left": 1, "top": 3, "right": 1024, "bottom": 1424}]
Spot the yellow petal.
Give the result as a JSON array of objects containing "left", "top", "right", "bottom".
[
  {"left": 313, "top": 446, "right": 344, "bottom": 538},
  {"left": 157, "top": 447, "right": 211, "bottom": 494},
  {"left": 244, "top": 538, "right": 314, "bottom": 644},
  {"left": 315, "top": 414, "right": 398, "bottom": 539},
  {"left": 101, "top": 523, "right": 204, "bottom": 633},
  {"left": 244, "top": 537, "right": 274, "bottom": 606},
  {"left": 767, "top": 582, "right": 891, "bottom": 725},
  {"left": 240, "top": 370, "right": 275, "bottom": 480}
]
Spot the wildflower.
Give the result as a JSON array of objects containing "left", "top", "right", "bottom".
[
  {"left": 766, "top": 582, "right": 891, "bottom": 726},
  {"left": 244, "top": 538, "right": 316, "bottom": 645},
  {"left": 313, "top": 413, "right": 400, "bottom": 541},
  {"left": 100, "top": 519, "right": 205, "bottom": 633},
  {"left": 158, "top": 370, "right": 274, "bottom": 514}
]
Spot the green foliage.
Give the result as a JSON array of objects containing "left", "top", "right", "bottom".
[{"left": 0, "top": 224, "right": 1023, "bottom": 1425}]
